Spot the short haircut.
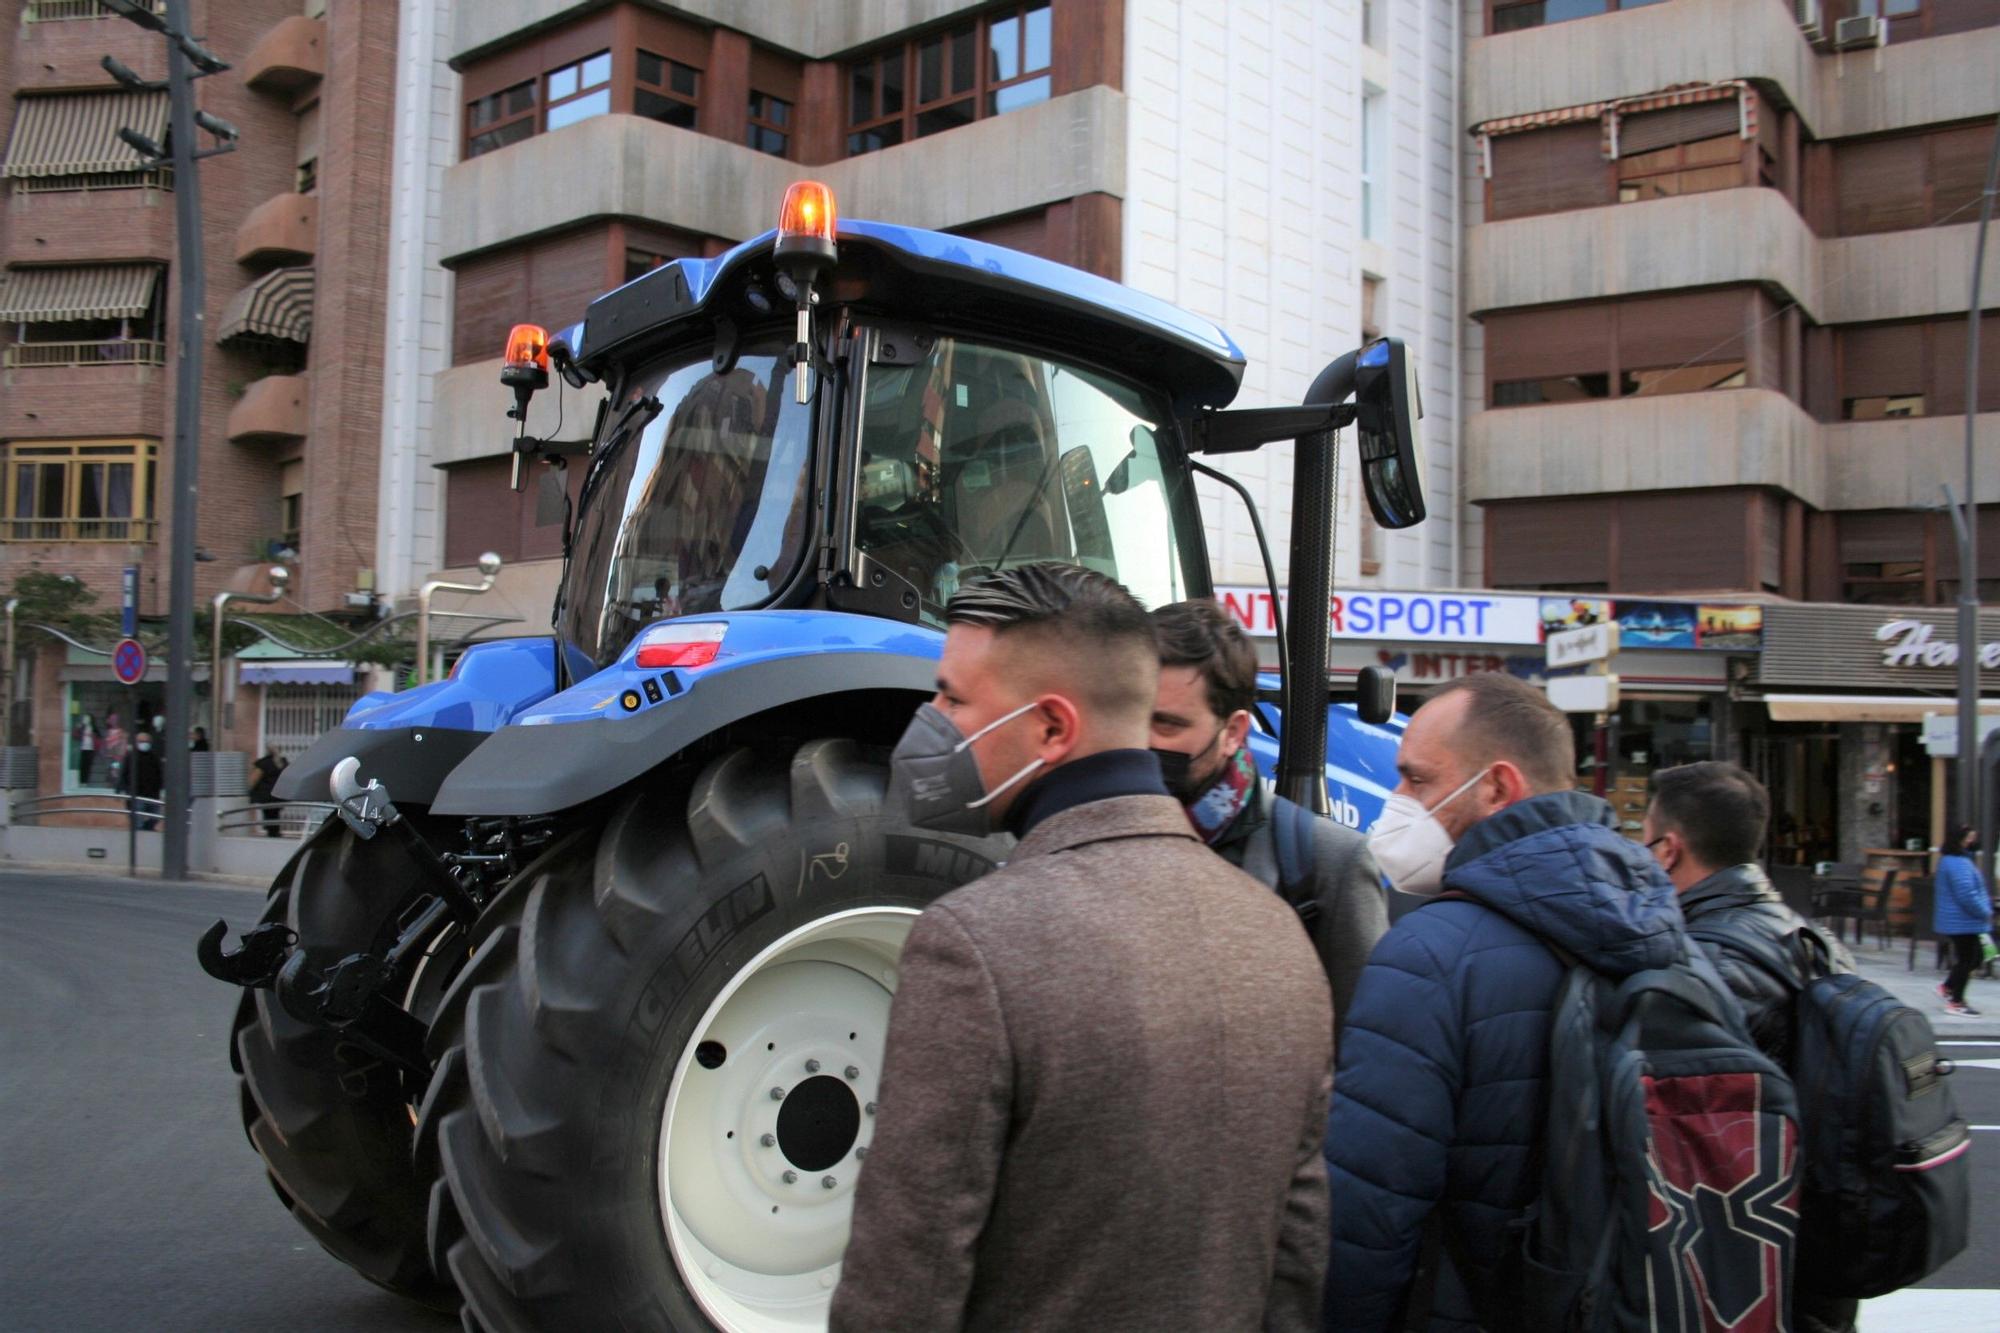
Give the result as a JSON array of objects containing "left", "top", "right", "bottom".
[
  {"left": 1150, "top": 599, "right": 1258, "bottom": 720},
  {"left": 1648, "top": 761, "right": 1769, "bottom": 869},
  {"left": 1946, "top": 822, "right": 1975, "bottom": 853},
  {"left": 1424, "top": 674, "right": 1576, "bottom": 793},
  {"left": 946, "top": 563, "right": 1159, "bottom": 724}
]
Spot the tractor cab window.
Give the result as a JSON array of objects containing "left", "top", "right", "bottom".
[
  {"left": 853, "top": 335, "right": 1192, "bottom": 617},
  {"left": 559, "top": 339, "right": 813, "bottom": 672}
]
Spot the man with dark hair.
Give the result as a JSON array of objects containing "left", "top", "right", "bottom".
[
  {"left": 1323, "top": 673, "right": 1687, "bottom": 1331},
  {"left": 1644, "top": 760, "right": 1858, "bottom": 1333},
  {"left": 1149, "top": 599, "right": 1384, "bottom": 1023},
  {"left": 836, "top": 563, "right": 1333, "bottom": 1331}
]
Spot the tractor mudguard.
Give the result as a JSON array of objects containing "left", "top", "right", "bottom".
[
  {"left": 272, "top": 638, "right": 559, "bottom": 804},
  {"left": 429, "top": 612, "right": 946, "bottom": 818},
  {"left": 273, "top": 725, "right": 489, "bottom": 805}
]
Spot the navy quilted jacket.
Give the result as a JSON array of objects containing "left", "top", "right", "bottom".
[{"left": 1322, "top": 791, "right": 1686, "bottom": 1333}]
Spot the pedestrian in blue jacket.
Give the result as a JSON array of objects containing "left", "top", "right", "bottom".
[
  {"left": 1323, "top": 674, "right": 1687, "bottom": 1332},
  {"left": 1935, "top": 823, "right": 1994, "bottom": 1017}
]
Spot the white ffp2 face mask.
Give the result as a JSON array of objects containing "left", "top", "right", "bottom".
[{"left": 1367, "top": 766, "right": 1492, "bottom": 898}]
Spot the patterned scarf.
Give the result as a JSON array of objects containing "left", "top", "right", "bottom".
[{"left": 1184, "top": 745, "right": 1258, "bottom": 845}]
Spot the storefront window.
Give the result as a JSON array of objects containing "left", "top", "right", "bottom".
[
  {"left": 64, "top": 684, "right": 159, "bottom": 795},
  {"left": 1580, "top": 697, "right": 1717, "bottom": 840}
]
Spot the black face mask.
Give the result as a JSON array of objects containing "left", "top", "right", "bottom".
[{"left": 1150, "top": 723, "right": 1225, "bottom": 804}]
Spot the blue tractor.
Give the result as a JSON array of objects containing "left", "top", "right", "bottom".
[{"left": 200, "top": 182, "right": 1426, "bottom": 1332}]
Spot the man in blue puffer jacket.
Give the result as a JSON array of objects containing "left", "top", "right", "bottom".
[{"left": 1323, "top": 674, "right": 1687, "bottom": 1332}]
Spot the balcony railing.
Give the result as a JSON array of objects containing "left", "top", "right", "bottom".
[
  {"left": 0, "top": 517, "right": 158, "bottom": 544},
  {"left": 13, "top": 169, "right": 174, "bottom": 194},
  {"left": 24, "top": 0, "right": 164, "bottom": 19},
  {"left": 2, "top": 340, "right": 166, "bottom": 369}
]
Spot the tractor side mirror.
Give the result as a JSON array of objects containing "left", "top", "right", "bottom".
[
  {"left": 1354, "top": 338, "right": 1426, "bottom": 529},
  {"left": 1355, "top": 664, "right": 1397, "bottom": 725}
]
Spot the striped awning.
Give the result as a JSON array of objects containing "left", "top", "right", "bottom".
[
  {"left": 1471, "top": 101, "right": 1610, "bottom": 139},
  {"left": 217, "top": 266, "right": 314, "bottom": 345},
  {"left": 2, "top": 91, "right": 170, "bottom": 178},
  {"left": 0, "top": 264, "right": 161, "bottom": 322},
  {"left": 1473, "top": 82, "right": 1755, "bottom": 176},
  {"left": 1605, "top": 81, "right": 1756, "bottom": 158}
]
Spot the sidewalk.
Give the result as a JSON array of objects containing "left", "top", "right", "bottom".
[{"left": 1843, "top": 935, "right": 2000, "bottom": 1040}]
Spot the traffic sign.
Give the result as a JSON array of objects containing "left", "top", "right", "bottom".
[
  {"left": 112, "top": 637, "right": 147, "bottom": 686},
  {"left": 1546, "top": 621, "right": 1621, "bottom": 668},
  {"left": 1548, "top": 672, "right": 1620, "bottom": 714}
]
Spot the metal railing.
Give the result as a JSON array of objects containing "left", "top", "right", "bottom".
[
  {"left": 9, "top": 793, "right": 164, "bottom": 824},
  {"left": 214, "top": 801, "right": 335, "bottom": 840},
  {"left": 2, "top": 340, "right": 166, "bottom": 369},
  {"left": 24, "top": 0, "right": 164, "bottom": 20},
  {"left": 0, "top": 517, "right": 158, "bottom": 544},
  {"left": 14, "top": 168, "right": 174, "bottom": 193}
]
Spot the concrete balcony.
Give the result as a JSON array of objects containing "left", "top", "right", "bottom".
[
  {"left": 1822, "top": 412, "right": 2000, "bottom": 510},
  {"left": 243, "top": 15, "right": 325, "bottom": 95},
  {"left": 440, "top": 88, "right": 1127, "bottom": 264},
  {"left": 1467, "top": 189, "right": 1998, "bottom": 324},
  {"left": 1467, "top": 388, "right": 1825, "bottom": 507},
  {"left": 1467, "top": 0, "right": 1998, "bottom": 140},
  {"left": 234, "top": 193, "right": 318, "bottom": 266},
  {"left": 225, "top": 374, "right": 309, "bottom": 444}
]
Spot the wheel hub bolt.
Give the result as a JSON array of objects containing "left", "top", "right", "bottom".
[
  {"left": 769, "top": 1087, "right": 785, "bottom": 1101},
  {"left": 856, "top": 1146, "right": 869, "bottom": 1160},
  {"left": 805, "top": 1058, "right": 821, "bottom": 1073},
  {"left": 760, "top": 1133, "right": 776, "bottom": 1147},
  {"left": 865, "top": 1101, "right": 877, "bottom": 1116},
  {"left": 844, "top": 1065, "right": 860, "bottom": 1080},
  {"left": 822, "top": 1176, "right": 838, "bottom": 1189},
  {"left": 783, "top": 1170, "right": 798, "bottom": 1184}
]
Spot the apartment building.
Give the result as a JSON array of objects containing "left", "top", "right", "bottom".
[
  {"left": 399, "top": 0, "right": 1467, "bottom": 638},
  {"left": 1459, "top": 0, "right": 1999, "bottom": 860},
  {"left": 0, "top": 0, "right": 398, "bottom": 791}
]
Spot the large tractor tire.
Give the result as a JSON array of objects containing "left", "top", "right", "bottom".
[
  {"left": 419, "top": 738, "right": 1009, "bottom": 1332},
  {"left": 231, "top": 818, "right": 461, "bottom": 1309}
]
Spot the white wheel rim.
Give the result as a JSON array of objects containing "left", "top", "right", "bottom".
[{"left": 660, "top": 906, "right": 916, "bottom": 1332}]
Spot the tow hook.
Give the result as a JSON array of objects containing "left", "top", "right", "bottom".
[
  {"left": 330, "top": 756, "right": 483, "bottom": 925},
  {"left": 196, "top": 921, "right": 297, "bottom": 989}
]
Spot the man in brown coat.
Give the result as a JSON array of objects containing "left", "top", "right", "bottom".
[{"left": 833, "top": 563, "right": 1333, "bottom": 1332}]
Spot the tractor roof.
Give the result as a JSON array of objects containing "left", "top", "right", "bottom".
[{"left": 570, "top": 220, "right": 1247, "bottom": 412}]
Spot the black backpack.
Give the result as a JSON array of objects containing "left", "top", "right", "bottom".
[
  {"left": 1685, "top": 923, "right": 1971, "bottom": 1298},
  {"left": 1504, "top": 946, "right": 1803, "bottom": 1333}
]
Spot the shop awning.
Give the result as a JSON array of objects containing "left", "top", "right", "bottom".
[
  {"left": 1606, "top": 81, "right": 1755, "bottom": 158},
  {"left": 0, "top": 264, "right": 161, "bottom": 322},
  {"left": 1760, "top": 693, "right": 2000, "bottom": 723},
  {"left": 1, "top": 90, "right": 170, "bottom": 178},
  {"left": 240, "top": 660, "right": 354, "bottom": 686},
  {"left": 217, "top": 266, "right": 313, "bottom": 345}
]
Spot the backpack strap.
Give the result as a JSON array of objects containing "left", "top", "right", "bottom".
[{"left": 1267, "top": 797, "right": 1322, "bottom": 930}]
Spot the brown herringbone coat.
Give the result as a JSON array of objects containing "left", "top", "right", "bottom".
[{"left": 831, "top": 794, "right": 1333, "bottom": 1332}]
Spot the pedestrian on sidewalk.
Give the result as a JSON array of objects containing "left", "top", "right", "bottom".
[
  {"left": 1936, "top": 823, "right": 1994, "bottom": 1017},
  {"left": 833, "top": 564, "right": 1333, "bottom": 1331},
  {"left": 1147, "top": 598, "right": 1386, "bottom": 1029},
  {"left": 122, "top": 730, "right": 163, "bottom": 831},
  {"left": 1643, "top": 760, "right": 1858, "bottom": 1333},
  {"left": 1322, "top": 673, "right": 1686, "bottom": 1331}
]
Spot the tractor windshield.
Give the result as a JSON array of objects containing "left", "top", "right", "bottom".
[
  {"left": 559, "top": 338, "right": 812, "bottom": 670},
  {"left": 853, "top": 335, "right": 1195, "bottom": 617}
]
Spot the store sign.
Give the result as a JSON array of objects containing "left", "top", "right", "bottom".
[
  {"left": 1215, "top": 587, "right": 1543, "bottom": 645},
  {"left": 1377, "top": 649, "right": 1546, "bottom": 683},
  {"left": 1876, "top": 620, "right": 2000, "bottom": 670}
]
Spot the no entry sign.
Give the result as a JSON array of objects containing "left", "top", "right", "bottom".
[{"left": 112, "top": 637, "right": 147, "bottom": 686}]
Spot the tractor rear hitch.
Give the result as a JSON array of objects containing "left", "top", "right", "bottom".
[
  {"left": 276, "top": 949, "right": 430, "bottom": 1077},
  {"left": 196, "top": 920, "right": 297, "bottom": 989}
]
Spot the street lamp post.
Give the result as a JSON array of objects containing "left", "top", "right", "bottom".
[
  {"left": 1958, "top": 120, "right": 1999, "bottom": 875},
  {"left": 103, "top": 0, "right": 235, "bottom": 881},
  {"left": 211, "top": 567, "right": 290, "bottom": 746},
  {"left": 414, "top": 554, "right": 502, "bottom": 686}
]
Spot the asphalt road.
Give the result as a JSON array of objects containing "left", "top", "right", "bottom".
[
  {"left": 1, "top": 869, "right": 1994, "bottom": 1331},
  {"left": 0, "top": 870, "right": 451, "bottom": 1333}
]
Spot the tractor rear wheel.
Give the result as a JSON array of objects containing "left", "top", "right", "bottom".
[
  {"left": 231, "top": 820, "right": 459, "bottom": 1308},
  {"left": 420, "top": 738, "right": 1008, "bottom": 1332}
]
